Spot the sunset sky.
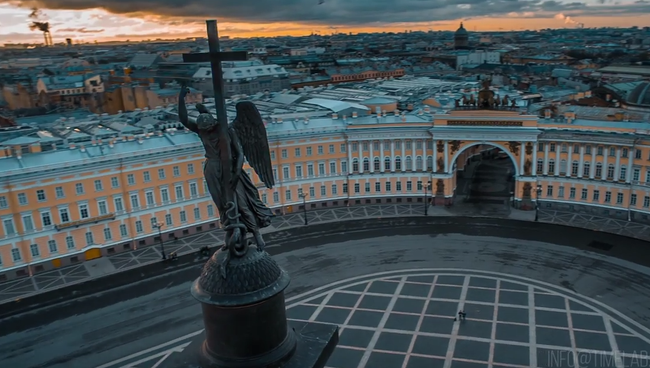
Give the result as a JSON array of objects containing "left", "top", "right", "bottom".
[{"left": 0, "top": 0, "right": 649, "bottom": 44}]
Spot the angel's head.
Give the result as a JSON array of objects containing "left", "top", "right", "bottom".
[
  {"left": 195, "top": 103, "right": 217, "bottom": 131},
  {"left": 196, "top": 103, "right": 210, "bottom": 114}
]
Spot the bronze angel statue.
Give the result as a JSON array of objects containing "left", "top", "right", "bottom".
[{"left": 178, "top": 87, "right": 274, "bottom": 258}]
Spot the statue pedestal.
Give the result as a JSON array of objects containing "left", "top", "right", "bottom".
[{"left": 159, "top": 247, "right": 338, "bottom": 368}]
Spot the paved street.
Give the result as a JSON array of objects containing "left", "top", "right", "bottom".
[
  {"left": 1, "top": 201, "right": 650, "bottom": 306},
  {"left": 3, "top": 220, "right": 650, "bottom": 368}
]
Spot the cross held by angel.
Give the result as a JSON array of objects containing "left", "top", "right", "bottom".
[{"left": 178, "top": 87, "right": 275, "bottom": 255}]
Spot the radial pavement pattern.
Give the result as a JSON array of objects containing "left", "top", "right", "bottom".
[{"left": 97, "top": 269, "right": 650, "bottom": 368}]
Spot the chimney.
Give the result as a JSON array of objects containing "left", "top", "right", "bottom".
[
  {"left": 394, "top": 110, "right": 399, "bottom": 116},
  {"left": 51, "top": 143, "right": 57, "bottom": 151},
  {"left": 382, "top": 110, "right": 387, "bottom": 117},
  {"left": 109, "top": 141, "right": 114, "bottom": 148},
  {"left": 424, "top": 106, "right": 431, "bottom": 113},
  {"left": 417, "top": 109, "right": 423, "bottom": 116},
  {"left": 544, "top": 109, "right": 551, "bottom": 119},
  {"left": 606, "top": 94, "right": 611, "bottom": 101},
  {"left": 342, "top": 115, "right": 347, "bottom": 121},
  {"left": 352, "top": 111, "right": 358, "bottom": 118},
  {"left": 585, "top": 90, "right": 592, "bottom": 98},
  {"left": 138, "top": 137, "right": 144, "bottom": 144},
  {"left": 118, "top": 110, "right": 123, "bottom": 114},
  {"left": 122, "top": 136, "right": 127, "bottom": 141},
  {"left": 127, "top": 135, "right": 135, "bottom": 141},
  {"left": 278, "top": 118, "right": 283, "bottom": 123},
  {"left": 157, "top": 130, "right": 163, "bottom": 136},
  {"left": 80, "top": 145, "right": 86, "bottom": 152},
  {"left": 303, "top": 117, "right": 309, "bottom": 124},
  {"left": 15, "top": 149, "right": 22, "bottom": 160},
  {"left": 69, "top": 143, "right": 76, "bottom": 150},
  {"left": 401, "top": 115, "right": 407, "bottom": 122},
  {"left": 332, "top": 113, "right": 338, "bottom": 120},
  {"left": 170, "top": 129, "right": 175, "bottom": 135},
  {"left": 375, "top": 106, "right": 381, "bottom": 115},
  {"left": 91, "top": 139, "right": 97, "bottom": 146}
]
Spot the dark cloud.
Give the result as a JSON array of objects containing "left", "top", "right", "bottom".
[{"left": 4, "top": 0, "right": 650, "bottom": 26}]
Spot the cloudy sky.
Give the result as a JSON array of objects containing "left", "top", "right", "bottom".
[{"left": 0, "top": 0, "right": 649, "bottom": 44}]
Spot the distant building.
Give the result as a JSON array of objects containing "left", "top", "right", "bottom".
[
  {"left": 454, "top": 23, "right": 470, "bottom": 50},
  {"left": 456, "top": 50, "right": 501, "bottom": 70},
  {"left": 192, "top": 60, "right": 291, "bottom": 97},
  {"left": 36, "top": 74, "right": 105, "bottom": 112}
]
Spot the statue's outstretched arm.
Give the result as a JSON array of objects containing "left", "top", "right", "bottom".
[{"left": 178, "top": 87, "right": 199, "bottom": 133}]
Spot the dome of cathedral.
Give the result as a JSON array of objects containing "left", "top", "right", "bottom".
[
  {"left": 627, "top": 82, "right": 650, "bottom": 107},
  {"left": 455, "top": 23, "right": 468, "bottom": 36}
]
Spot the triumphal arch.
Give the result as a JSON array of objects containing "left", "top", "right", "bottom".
[{"left": 430, "top": 83, "right": 542, "bottom": 209}]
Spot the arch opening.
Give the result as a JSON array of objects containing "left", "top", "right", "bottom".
[{"left": 451, "top": 142, "right": 517, "bottom": 211}]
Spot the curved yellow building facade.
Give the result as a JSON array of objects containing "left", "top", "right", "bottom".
[{"left": 0, "top": 102, "right": 649, "bottom": 280}]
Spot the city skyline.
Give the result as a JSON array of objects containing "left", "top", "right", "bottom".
[{"left": 0, "top": 0, "right": 649, "bottom": 44}]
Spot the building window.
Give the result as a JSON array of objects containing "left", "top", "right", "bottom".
[
  {"left": 617, "top": 193, "right": 624, "bottom": 204},
  {"left": 306, "top": 147, "right": 312, "bottom": 156},
  {"left": 175, "top": 185, "right": 184, "bottom": 200},
  {"left": 161, "top": 188, "right": 170, "bottom": 203},
  {"left": 395, "top": 157, "right": 402, "bottom": 170},
  {"left": 145, "top": 191, "right": 155, "bottom": 206},
  {"left": 619, "top": 167, "right": 627, "bottom": 181},
  {"left": 120, "top": 224, "right": 128, "bottom": 237},
  {"left": 558, "top": 186, "right": 564, "bottom": 198},
  {"left": 583, "top": 162, "right": 590, "bottom": 177},
  {"left": 342, "top": 183, "right": 348, "bottom": 193},
  {"left": 569, "top": 188, "right": 576, "bottom": 198},
  {"left": 604, "top": 191, "right": 611, "bottom": 203},
  {"left": 581, "top": 189, "right": 588, "bottom": 200},
  {"left": 354, "top": 183, "right": 360, "bottom": 193},
  {"left": 631, "top": 194, "right": 637, "bottom": 206},
  {"left": 622, "top": 148, "right": 628, "bottom": 158},
  {"left": 18, "top": 193, "right": 27, "bottom": 205},
  {"left": 273, "top": 191, "right": 279, "bottom": 202},
  {"left": 593, "top": 190, "right": 600, "bottom": 201},
  {"left": 644, "top": 196, "right": 650, "bottom": 208},
  {"left": 546, "top": 186, "right": 553, "bottom": 197},
  {"left": 332, "top": 184, "right": 338, "bottom": 195},
  {"left": 294, "top": 148, "right": 301, "bottom": 157},
  {"left": 597, "top": 146, "right": 603, "bottom": 156},
  {"left": 158, "top": 168, "right": 166, "bottom": 179},
  {"left": 537, "top": 159, "right": 543, "bottom": 174},
  {"left": 98, "top": 200, "right": 108, "bottom": 215},
  {"left": 104, "top": 228, "right": 112, "bottom": 241},
  {"left": 30, "top": 244, "right": 40, "bottom": 258},
  {"left": 549, "top": 143, "right": 556, "bottom": 152},
  {"left": 76, "top": 183, "right": 85, "bottom": 195},
  {"left": 285, "top": 190, "right": 291, "bottom": 201},
  {"left": 340, "top": 143, "right": 346, "bottom": 153},
  {"left": 190, "top": 182, "right": 198, "bottom": 197},
  {"left": 41, "top": 211, "right": 52, "bottom": 227},
  {"left": 548, "top": 160, "right": 555, "bottom": 174},
  {"left": 173, "top": 166, "right": 180, "bottom": 177},
  {"left": 318, "top": 145, "right": 324, "bottom": 155},
  {"left": 135, "top": 220, "right": 144, "bottom": 233},
  {"left": 59, "top": 208, "right": 70, "bottom": 222},
  {"left": 396, "top": 181, "right": 402, "bottom": 191},
  {"left": 365, "top": 183, "right": 370, "bottom": 193},
  {"left": 635, "top": 149, "right": 642, "bottom": 159},
  {"left": 85, "top": 231, "right": 94, "bottom": 245},
  {"left": 607, "top": 165, "right": 615, "bottom": 179},
  {"left": 319, "top": 163, "right": 325, "bottom": 175},
  {"left": 127, "top": 174, "right": 135, "bottom": 186},
  {"left": 283, "top": 167, "right": 290, "bottom": 180},
  {"left": 595, "top": 163, "right": 602, "bottom": 178},
  {"left": 94, "top": 180, "right": 104, "bottom": 191},
  {"left": 3, "top": 218, "right": 15, "bottom": 235},
  {"left": 130, "top": 194, "right": 140, "bottom": 209},
  {"left": 79, "top": 204, "right": 89, "bottom": 219},
  {"left": 143, "top": 171, "right": 151, "bottom": 182},
  {"left": 66, "top": 236, "right": 75, "bottom": 249},
  {"left": 22, "top": 214, "right": 34, "bottom": 232},
  {"left": 571, "top": 161, "right": 579, "bottom": 176},
  {"left": 309, "top": 186, "right": 315, "bottom": 197},
  {"left": 609, "top": 147, "right": 616, "bottom": 157},
  {"left": 193, "top": 207, "right": 201, "bottom": 220},
  {"left": 180, "top": 211, "right": 187, "bottom": 222},
  {"left": 207, "top": 205, "right": 214, "bottom": 217},
  {"left": 56, "top": 186, "right": 65, "bottom": 198},
  {"left": 330, "top": 162, "right": 336, "bottom": 175},
  {"left": 0, "top": 196, "right": 7, "bottom": 209},
  {"left": 375, "top": 182, "right": 381, "bottom": 193},
  {"left": 37, "top": 189, "right": 46, "bottom": 201},
  {"left": 281, "top": 149, "right": 288, "bottom": 158},
  {"left": 585, "top": 146, "right": 591, "bottom": 155},
  {"left": 111, "top": 177, "right": 119, "bottom": 188},
  {"left": 329, "top": 144, "right": 335, "bottom": 154},
  {"left": 48, "top": 240, "right": 58, "bottom": 253},
  {"left": 188, "top": 163, "right": 195, "bottom": 174},
  {"left": 114, "top": 197, "right": 124, "bottom": 212},
  {"left": 11, "top": 248, "right": 22, "bottom": 262}
]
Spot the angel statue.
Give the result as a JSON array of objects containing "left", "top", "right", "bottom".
[{"left": 178, "top": 87, "right": 274, "bottom": 260}]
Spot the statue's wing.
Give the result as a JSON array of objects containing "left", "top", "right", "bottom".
[{"left": 232, "top": 101, "right": 275, "bottom": 189}]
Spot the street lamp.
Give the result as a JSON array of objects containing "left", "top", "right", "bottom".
[
  {"left": 424, "top": 181, "right": 432, "bottom": 216},
  {"left": 534, "top": 185, "right": 542, "bottom": 222},
  {"left": 154, "top": 222, "right": 166, "bottom": 260},
  {"left": 298, "top": 188, "right": 308, "bottom": 226}
]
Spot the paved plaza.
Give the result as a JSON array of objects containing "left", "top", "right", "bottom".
[{"left": 97, "top": 269, "right": 650, "bottom": 368}]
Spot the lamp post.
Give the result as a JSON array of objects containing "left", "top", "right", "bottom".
[
  {"left": 154, "top": 222, "right": 166, "bottom": 260},
  {"left": 424, "top": 181, "right": 432, "bottom": 216},
  {"left": 534, "top": 185, "right": 542, "bottom": 222},
  {"left": 298, "top": 188, "right": 308, "bottom": 226}
]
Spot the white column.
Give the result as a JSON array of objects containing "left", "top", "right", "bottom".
[
  {"left": 401, "top": 140, "right": 406, "bottom": 172},
  {"left": 566, "top": 145, "right": 573, "bottom": 177},
  {"left": 589, "top": 151, "right": 596, "bottom": 179},
  {"left": 519, "top": 143, "right": 525, "bottom": 176},
  {"left": 411, "top": 140, "right": 416, "bottom": 171},
  {"left": 422, "top": 140, "right": 428, "bottom": 172},
  {"left": 626, "top": 151, "right": 633, "bottom": 183},
  {"left": 578, "top": 146, "right": 585, "bottom": 178},
  {"left": 358, "top": 141, "right": 364, "bottom": 174},
  {"left": 532, "top": 143, "right": 538, "bottom": 175},
  {"left": 614, "top": 148, "right": 621, "bottom": 181},
  {"left": 543, "top": 143, "right": 550, "bottom": 175},
  {"left": 444, "top": 140, "right": 449, "bottom": 174},
  {"left": 369, "top": 140, "right": 375, "bottom": 173},
  {"left": 554, "top": 145, "right": 560, "bottom": 176},
  {"left": 390, "top": 140, "right": 395, "bottom": 172},
  {"left": 347, "top": 141, "right": 353, "bottom": 174},
  {"left": 432, "top": 138, "right": 437, "bottom": 172},
  {"left": 379, "top": 141, "right": 386, "bottom": 174},
  {"left": 601, "top": 157, "right": 607, "bottom": 180}
]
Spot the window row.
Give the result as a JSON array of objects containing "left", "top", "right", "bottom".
[
  {"left": 2, "top": 163, "right": 199, "bottom": 208},
  {"left": 351, "top": 156, "right": 434, "bottom": 173},
  {"left": 541, "top": 185, "right": 650, "bottom": 207},
  {"left": 274, "top": 143, "right": 346, "bottom": 160},
  {"left": 351, "top": 140, "right": 434, "bottom": 153},
  {"left": 538, "top": 142, "right": 647, "bottom": 160},
  {"left": 535, "top": 159, "right": 637, "bottom": 181},
  {"left": 0, "top": 204, "right": 216, "bottom": 266}
]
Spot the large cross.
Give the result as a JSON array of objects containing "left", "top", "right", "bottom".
[{"left": 182, "top": 20, "right": 248, "bottom": 253}]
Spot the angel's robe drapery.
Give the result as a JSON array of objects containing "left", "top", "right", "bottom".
[{"left": 199, "top": 121, "right": 273, "bottom": 232}]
